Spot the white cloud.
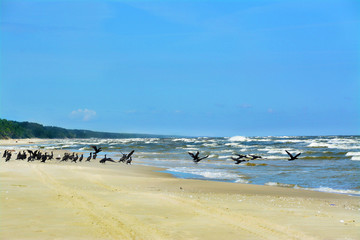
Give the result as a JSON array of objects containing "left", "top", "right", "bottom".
[{"left": 70, "top": 109, "right": 96, "bottom": 121}]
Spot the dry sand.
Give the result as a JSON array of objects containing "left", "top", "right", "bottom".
[{"left": 0, "top": 141, "right": 359, "bottom": 240}]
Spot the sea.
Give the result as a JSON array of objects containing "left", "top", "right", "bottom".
[{"left": 4, "top": 135, "right": 360, "bottom": 196}]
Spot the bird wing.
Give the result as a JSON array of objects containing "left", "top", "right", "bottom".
[
  {"left": 126, "top": 150, "right": 135, "bottom": 159},
  {"left": 195, "top": 151, "right": 200, "bottom": 158},
  {"left": 188, "top": 152, "right": 195, "bottom": 158},
  {"left": 294, "top": 153, "right": 301, "bottom": 158},
  {"left": 285, "top": 150, "right": 293, "bottom": 158},
  {"left": 91, "top": 146, "right": 98, "bottom": 152},
  {"left": 199, "top": 155, "right": 209, "bottom": 160}
]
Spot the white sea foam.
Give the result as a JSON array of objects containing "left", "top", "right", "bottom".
[
  {"left": 167, "top": 167, "right": 241, "bottom": 181},
  {"left": 308, "top": 142, "right": 328, "bottom": 148},
  {"left": 307, "top": 187, "right": 360, "bottom": 196},
  {"left": 228, "top": 136, "right": 249, "bottom": 142},
  {"left": 203, "top": 143, "right": 218, "bottom": 147},
  {"left": 350, "top": 156, "right": 360, "bottom": 161},
  {"left": 346, "top": 152, "right": 360, "bottom": 156},
  {"left": 234, "top": 179, "right": 250, "bottom": 184}
]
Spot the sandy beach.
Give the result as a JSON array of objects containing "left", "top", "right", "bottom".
[{"left": 0, "top": 140, "right": 359, "bottom": 240}]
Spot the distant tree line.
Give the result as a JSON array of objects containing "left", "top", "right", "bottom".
[{"left": 0, "top": 119, "right": 170, "bottom": 139}]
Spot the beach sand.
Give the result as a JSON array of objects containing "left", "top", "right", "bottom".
[{"left": 0, "top": 140, "right": 359, "bottom": 240}]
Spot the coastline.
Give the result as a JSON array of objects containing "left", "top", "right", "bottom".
[{"left": 0, "top": 143, "right": 359, "bottom": 239}]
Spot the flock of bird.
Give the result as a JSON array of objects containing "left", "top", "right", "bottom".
[
  {"left": 188, "top": 150, "right": 301, "bottom": 164},
  {"left": 1, "top": 144, "right": 301, "bottom": 165},
  {"left": 1, "top": 146, "right": 135, "bottom": 165}
]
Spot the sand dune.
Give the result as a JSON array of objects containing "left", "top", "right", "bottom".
[{"left": 0, "top": 147, "right": 359, "bottom": 239}]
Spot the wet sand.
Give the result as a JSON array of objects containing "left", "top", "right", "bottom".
[{"left": 0, "top": 141, "right": 359, "bottom": 239}]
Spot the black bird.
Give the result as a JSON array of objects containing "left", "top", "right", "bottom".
[
  {"left": 119, "top": 150, "right": 135, "bottom": 163},
  {"left": 100, "top": 154, "right": 115, "bottom": 164},
  {"left": 86, "top": 152, "right": 92, "bottom": 162},
  {"left": 188, "top": 151, "right": 209, "bottom": 164},
  {"left": 78, "top": 154, "right": 84, "bottom": 162},
  {"left": 248, "top": 154, "right": 262, "bottom": 160},
  {"left": 231, "top": 154, "right": 249, "bottom": 164},
  {"left": 48, "top": 151, "right": 54, "bottom": 160},
  {"left": 5, "top": 152, "right": 12, "bottom": 162},
  {"left": 3, "top": 150, "right": 8, "bottom": 158},
  {"left": 91, "top": 146, "right": 102, "bottom": 154},
  {"left": 285, "top": 150, "right": 301, "bottom": 161},
  {"left": 61, "top": 153, "right": 70, "bottom": 162},
  {"left": 41, "top": 153, "right": 48, "bottom": 163},
  {"left": 126, "top": 156, "right": 133, "bottom": 165},
  {"left": 72, "top": 154, "right": 79, "bottom": 163}
]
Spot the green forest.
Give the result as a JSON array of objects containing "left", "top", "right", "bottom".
[{"left": 0, "top": 119, "right": 170, "bottom": 139}]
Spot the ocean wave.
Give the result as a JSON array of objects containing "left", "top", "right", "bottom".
[
  {"left": 346, "top": 152, "right": 360, "bottom": 156},
  {"left": 234, "top": 179, "right": 250, "bottom": 184},
  {"left": 351, "top": 156, "right": 360, "bottom": 161},
  {"left": 264, "top": 155, "right": 287, "bottom": 160},
  {"left": 307, "top": 187, "right": 360, "bottom": 196},
  {"left": 167, "top": 167, "right": 241, "bottom": 181},
  {"left": 228, "top": 136, "right": 249, "bottom": 142}
]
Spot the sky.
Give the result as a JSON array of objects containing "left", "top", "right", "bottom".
[{"left": 0, "top": 0, "right": 359, "bottom": 137}]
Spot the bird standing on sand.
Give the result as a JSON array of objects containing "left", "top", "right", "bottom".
[
  {"left": 91, "top": 146, "right": 102, "bottom": 159},
  {"left": 285, "top": 150, "right": 301, "bottom": 161},
  {"left": 188, "top": 151, "right": 209, "bottom": 164},
  {"left": 86, "top": 152, "right": 92, "bottom": 162},
  {"left": 119, "top": 150, "right": 135, "bottom": 163},
  {"left": 5, "top": 152, "right": 12, "bottom": 162},
  {"left": 126, "top": 157, "right": 133, "bottom": 165},
  {"left": 100, "top": 154, "right": 115, "bottom": 164}
]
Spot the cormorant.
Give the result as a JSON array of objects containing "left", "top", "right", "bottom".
[
  {"left": 126, "top": 156, "right": 133, "bottom": 165},
  {"left": 72, "top": 153, "right": 79, "bottom": 163},
  {"left": 285, "top": 150, "right": 301, "bottom": 161},
  {"left": 91, "top": 146, "right": 102, "bottom": 154},
  {"left": 248, "top": 154, "right": 262, "bottom": 160},
  {"left": 86, "top": 152, "right": 92, "bottom": 162},
  {"left": 231, "top": 154, "right": 249, "bottom": 164},
  {"left": 119, "top": 150, "right": 135, "bottom": 163},
  {"left": 188, "top": 151, "right": 209, "bottom": 164},
  {"left": 5, "top": 152, "right": 11, "bottom": 162},
  {"left": 100, "top": 154, "right": 115, "bottom": 164}
]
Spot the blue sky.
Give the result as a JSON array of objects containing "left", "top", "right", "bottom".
[{"left": 1, "top": 0, "right": 359, "bottom": 137}]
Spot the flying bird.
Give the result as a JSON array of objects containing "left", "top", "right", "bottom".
[
  {"left": 248, "top": 154, "right": 262, "bottom": 160},
  {"left": 188, "top": 151, "right": 209, "bottom": 164},
  {"left": 91, "top": 146, "right": 102, "bottom": 154},
  {"left": 231, "top": 154, "right": 249, "bottom": 164},
  {"left": 285, "top": 150, "right": 301, "bottom": 161}
]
